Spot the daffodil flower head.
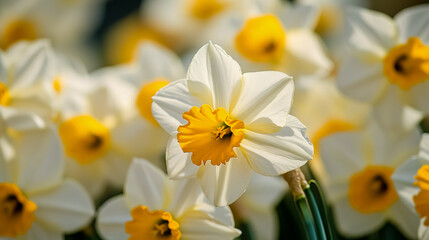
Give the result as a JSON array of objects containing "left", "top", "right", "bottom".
[
  {"left": 96, "top": 158, "right": 241, "bottom": 240},
  {"left": 152, "top": 42, "right": 313, "bottom": 206}
]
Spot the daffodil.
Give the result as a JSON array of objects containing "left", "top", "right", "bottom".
[
  {"left": 292, "top": 77, "right": 369, "bottom": 180},
  {"left": 393, "top": 134, "right": 429, "bottom": 239},
  {"left": 0, "top": 40, "right": 56, "bottom": 119},
  {"left": 202, "top": 2, "right": 333, "bottom": 77},
  {"left": 232, "top": 174, "right": 287, "bottom": 240},
  {"left": 337, "top": 5, "right": 429, "bottom": 130},
  {"left": 0, "top": 109, "right": 94, "bottom": 239},
  {"left": 152, "top": 42, "right": 313, "bottom": 206},
  {"left": 96, "top": 158, "right": 241, "bottom": 240},
  {"left": 58, "top": 77, "right": 138, "bottom": 199},
  {"left": 319, "top": 120, "right": 421, "bottom": 238}
]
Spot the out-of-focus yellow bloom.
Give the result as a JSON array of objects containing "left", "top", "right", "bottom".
[{"left": 135, "top": 78, "right": 170, "bottom": 126}]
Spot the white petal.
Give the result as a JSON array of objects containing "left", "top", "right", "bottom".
[
  {"left": 197, "top": 150, "right": 253, "bottom": 206},
  {"left": 240, "top": 116, "right": 313, "bottom": 176},
  {"left": 187, "top": 42, "right": 242, "bottom": 110},
  {"left": 7, "top": 40, "right": 55, "bottom": 90},
  {"left": 369, "top": 121, "right": 420, "bottom": 167},
  {"left": 0, "top": 107, "right": 46, "bottom": 130},
  {"left": 166, "top": 137, "right": 198, "bottom": 179},
  {"left": 373, "top": 85, "right": 423, "bottom": 132},
  {"left": 395, "top": 4, "right": 429, "bottom": 44},
  {"left": 136, "top": 42, "right": 185, "bottom": 81},
  {"left": 166, "top": 178, "right": 205, "bottom": 217},
  {"left": 16, "top": 127, "right": 64, "bottom": 195},
  {"left": 30, "top": 179, "right": 94, "bottom": 233},
  {"left": 245, "top": 208, "right": 278, "bottom": 240},
  {"left": 418, "top": 220, "right": 429, "bottom": 240},
  {"left": 231, "top": 71, "right": 293, "bottom": 134},
  {"left": 419, "top": 134, "right": 429, "bottom": 165},
  {"left": 103, "top": 151, "right": 131, "bottom": 189},
  {"left": 124, "top": 158, "right": 168, "bottom": 210},
  {"left": 405, "top": 81, "right": 429, "bottom": 114},
  {"left": 344, "top": 7, "right": 397, "bottom": 58},
  {"left": 241, "top": 174, "right": 287, "bottom": 211},
  {"left": 388, "top": 200, "right": 419, "bottom": 239},
  {"left": 24, "top": 221, "right": 62, "bottom": 240},
  {"left": 392, "top": 156, "right": 421, "bottom": 211},
  {"left": 96, "top": 195, "right": 131, "bottom": 240},
  {"left": 282, "top": 29, "right": 333, "bottom": 77},
  {"left": 332, "top": 197, "right": 385, "bottom": 237},
  {"left": 279, "top": 3, "right": 319, "bottom": 30},
  {"left": 337, "top": 55, "right": 386, "bottom": 103},
  {"left": 179, "top": 210, "right": 241, "bottom": 240},
  {"left": 319, "top": 132, "right": 365, "bottom": 180},
  {"left": 152, "top": 79, "right": 203, "bottom": 135}
]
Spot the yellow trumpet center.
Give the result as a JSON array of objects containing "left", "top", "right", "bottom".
[
  {"left": 0, "top": 83, "right": 11, "bottom": 106},
  {"left": 1, "top": 19, "right": 38, "bottom": 50},
  {"left": 136, "top": 78, "right": 170, "bottom": 126},
  {"left": 235, "top": 14, "right": 286, "bottom": 63},
  {"left": 188, "top": 0, "right": 226, "bottom": 20},
  {"left": 383, "top": 37, "right": 429, "bottom": 90},
  {"left": 59, "top": 115, "right": 111, "bottom": 165},
  {"left": 0, "top": 183, "right": 37, "bottom": 238},
  {"left": 177, "top": 104, "right": 244, "bottom": 166},
  {"left": 348, "top": 166, "right": 398, "bottom": 214},
  {"left": 125, "top": 205, "right": 181, "bottom": 240},
  {"left": 413, "top": 165, "right": 429, "bottom": 226}
]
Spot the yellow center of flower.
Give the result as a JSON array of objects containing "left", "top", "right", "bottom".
[
  {"left": 0, "top": 83, "right": 11, "bottom": 106},
  {"left": 0, "top": 19, "right": 38, "bottom": 50},
  {"left": 383, "top": 37, "right": 429, "bottom": 90},
  {"left": 348, "top": 166, "right": 398, "bottom": 214},
  {"left": 177, "top": 104, "right": 244, "bottom": 166},
  {"left": 59, "top": 115, "right": 111, "bottom": 165},
  {"left": 188, "top": 0, "right": 225, "bottom": 20},
  {"left": 311, "top": 119, "right": 355, "bottom": 157},
  {"left": 125, "top": 205, "right": 181, "bottom": 240},
  {"left": 413, "top": 165, "right": 429, "bottom": 226},
  {"left": 235, "top": 14, "right": 286, "bottom": 63},
  {"left": 136, "top": 78, "right": 170, "bottom": 126},
  {"left": 52, "top": 76, "right": 63, "bottom": 94},
  {"left": 0, "top": 183, "right": 37, "bottom": 238}
]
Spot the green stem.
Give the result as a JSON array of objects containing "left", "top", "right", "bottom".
[
  {"left": 308, "top": 180, "right": 335, "bottom": 240},
  {"left": 295, "top": 196, "right": 318, "bottom": 240},
  {"left": 304, "top": 186, "right": 327, "bottom": 240}
]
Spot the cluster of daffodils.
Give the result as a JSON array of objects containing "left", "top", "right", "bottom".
[{"left": 1, "top": 0, "right": 429, "bottom": 239}]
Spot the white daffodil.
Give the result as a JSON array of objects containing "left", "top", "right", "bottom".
[
  {"left": 319, "top": 120, "right": 421, "bottom": 238},
  {"left": 152, "top": 42, "right": 313, "bottom": 206},
  {"left": 97, "top": 158, "right": 241, "bottom": 240},
  {"left": 0, "top": 40, "right": 56, "bottom": 119},
  {"left": 141, "top": 0, "right": 281, "bottom": 51},
  {"left": 337, "top": 5, "right": 429, "bottom": 130},
  {"left": 292, "top": 77, "right": 369, "bottom": 180},
  {"left": 393, "top": 134, "right": 429, "bottom": 239},
  {"left": 58, "top": 77, "right": 138, "bottom": 199},
  {"left": 0, "top": 109, "right": 94, "bottom": 240},
  {"left": 202, "top": 2, "right": 333, "bottom": 77},
  {"left": 232, "top": 174, "right": 287, "bottom": 240},
  {"left": 94, "top": 42, "right": 184, "bottom": 165},
  {"left": 0, "top": 0, "right": 104, "bottom": 68}
]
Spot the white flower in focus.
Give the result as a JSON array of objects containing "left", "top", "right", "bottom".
[
  {"left": 96, "top": 158, "right": 241, "bottom": 240},
  {"left": 393, "top": 134, "right": 429, "bottom": 239},
  {"left": 152, "top": 42, "right": 313, "bottom": 206},
  {"left": 0, "top": 109, "right": 94, "bottom": 240},
  {"left": 319, "top": 120, "right": 421, "bottom": 238},
  {"left": 337, "top": 5, "right": 429, "bottom": 130},
  {"left": 232, "top": 174, "right": 287, "bottom": 240}
]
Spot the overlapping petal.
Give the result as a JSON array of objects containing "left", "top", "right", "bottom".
[
  {"left": 240, "top": 116, "right": 312, "bottom": 176},
  {"left": 395, "top": 4, "right": 429, "bottom": 43},
  {"left": 96, "top": 196, "right": 132, "bottom": 240},
  {"left": 166, "top": 137, "right": 199, "bottom": 179}
]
